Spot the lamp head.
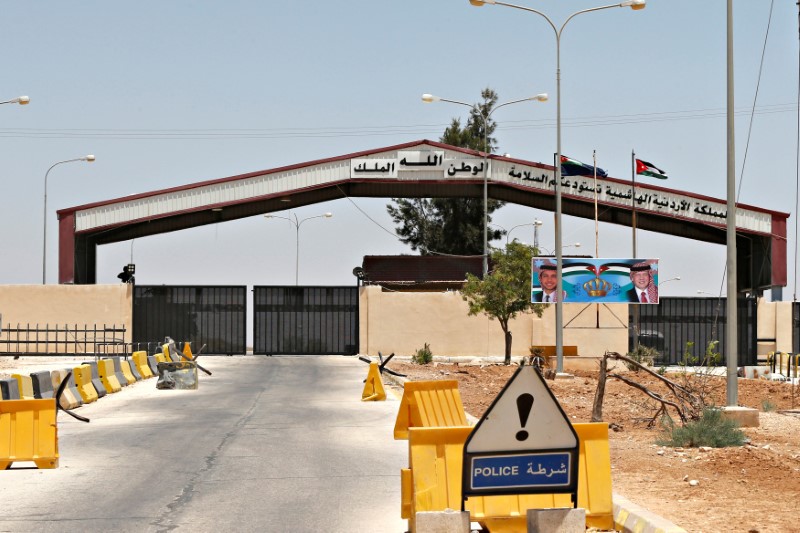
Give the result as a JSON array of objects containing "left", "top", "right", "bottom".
[
  {"left": 17, "top": 96, "right": 30, "bottom": 105},
  {"left": 533, "top": 93, "right": 548, "bottom": 102},
  {"left": 84, "top": 155, "right": 95, "bottom": 162},
  {"left": 323, "top": 212, "right": 333, "bottom": 218},
  {"left": 421, "top": 94, "right": 440, "bottom": 103},
  {"left": 469, "top": 0, "right": 495, "bottom": 5},
  {"left": 533, "top": 219, "right": 543, "bottom": 227},
  {"left": 621, "top": 0, "right": 646, "bottom": 9}
]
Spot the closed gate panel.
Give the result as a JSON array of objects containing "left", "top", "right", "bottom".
[
  {"left": 134, "top": 286, "right": 246, "bottom": 355},
  {"left": 254, "top": 286, "right": 358, "bottom": 355},
  {"left": 630, "top": 296, "right": 757, "bottom": 366}
]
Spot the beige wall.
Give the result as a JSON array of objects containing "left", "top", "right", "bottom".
[
  {"left": 358, "top": 286, "right": 629, "bottom": 359},
  {"left": 0, "top": 284, "right": 133, "bottom": 343},
  {"left": 757, "top": 299, "right": 794, "bottom": 355}
]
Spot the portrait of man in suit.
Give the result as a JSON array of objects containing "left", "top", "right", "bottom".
[
  {"left": 533, "top": 263, "right": 565, "bottom": 303},
  {"left": 626, "top": 262, "right": 658, "bottom": 304}
]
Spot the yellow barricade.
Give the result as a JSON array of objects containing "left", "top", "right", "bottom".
[
  {"left": 120, "top": 360, "right": 137, "bottom": 384},
  {"left": 361, "top": 362, "right": 386, "bottom": 401},
  {"left": 0, "top": 398, "right": 59, "bottom": 469},
  {"left": 50, "top": 370, "right": 82, "bottom": 409},
  {"left": 11, "top": 374, "right": 35, "bottom": 400},
  {"left": 394, "top": 380, "right": 468, "bottom": 440},
  {"left": 402, "top": 423, "right": 613, "bottom": 532},
  {"left": 132, "top": 351, "right": 154, "bottom": 379},
  {"left": 98, "top": 359, "right": 122, "bottom": 393},
  {"left": 73, "top": 365, "right": 99, "bottom": 404}
]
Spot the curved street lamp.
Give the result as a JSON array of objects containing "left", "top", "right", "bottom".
[
  {"left": 658, "top": 276, "right": 681, "bottom": 287},
  {"left": 468, "top": 0, "right": 645, "bottom": 374},
  {"left": 491, "top": 219, "right": 545, "bottom": 246},
  {"left": 0, "top": 95, "right": 29, "bottom": 106},
  {"left": 421, "top": 92, "right": 548, "bottom": 276},
  {"left": 265, "top": 212, "right": 333, "bottom": 285},
  {"left": 42, "top": 155, "right": 95, "bottom": 284}
]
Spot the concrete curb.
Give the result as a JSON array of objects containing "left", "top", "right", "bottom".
[
  {"left": 613, "top": 494, "right": 687, "bottom": 533},
  {"left": 377, "top": 360, "right": 687, "bottom": 533}
]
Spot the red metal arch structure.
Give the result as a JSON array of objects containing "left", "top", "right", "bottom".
[{"left": 58, "top": 139, "right": 787, "bottom": 294}]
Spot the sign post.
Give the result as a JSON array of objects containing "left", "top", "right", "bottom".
[{"left": 462, "top": 364, "right": 579, "bottom": 505}]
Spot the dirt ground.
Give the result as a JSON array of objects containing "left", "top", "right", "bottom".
[{"left": 389, "top": 359, "right": 800, "bottom": 533}]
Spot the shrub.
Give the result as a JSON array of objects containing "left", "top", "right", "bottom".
[
  {"left": 656, "top": 407, "right": 746, "bottom": 448},
  {"left": 761, "top": 399, "right": 776, "bottom": 412},
  {"left": 625, "top": 344, "right": 658, "bottom": 371},
  {"left": 412, "top": 343, "right": 433, "bottom": 365}
]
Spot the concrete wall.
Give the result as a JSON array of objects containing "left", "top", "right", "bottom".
[
  {"left": 358, "top": 286, "right": 629, "bottom": 361},
  {"left": 0, "top": 284, "right": 133, "bottom": 344},
  {"left": 757, "top": 299, "right": 794, "bottom": 355}
]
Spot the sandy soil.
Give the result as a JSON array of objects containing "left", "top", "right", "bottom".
[{"left": 390, "top": 360, "right": 800, "bottom": 533}]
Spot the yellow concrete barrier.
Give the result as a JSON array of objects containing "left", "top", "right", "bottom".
[
  {"left": 11, "top": 374, "right": 35, "bottom": 400},
  {"left": 73, "top": 365, "right": 99, "bottom": 404},
  {"left": 119, "top": 360, "right": 137, "bottom": 384},
  {"left": 132, "top": 351, "right": 154, "bottom": 379},
  {"left": 50, "top": 370, "right": 82, "bottom": 409},
  {"left": 402, "top": 423, "right": 613, "bottom": 532},
  {"left": 394, "top": 380, "right": 468, "bottom": 440},
  {"left": 361, "top": 362, "right": 386, "bottom": 401},
  {"left": 98, "top": 359, "right": 122, "bottom": 393},
  {"left": 0, "top": 398, "right": 59, "bottom": 469}
]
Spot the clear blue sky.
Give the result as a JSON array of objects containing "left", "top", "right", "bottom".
[{"left": 1, "top": 1, "right": 797, "bottom": 299}]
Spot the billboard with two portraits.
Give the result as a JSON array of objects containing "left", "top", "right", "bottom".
[{"left": 531, "top": 258, "right": 660, "bottom": 304}]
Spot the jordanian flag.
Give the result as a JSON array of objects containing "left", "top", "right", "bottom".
[
  {"left": 560, "top": 155, "right": 607, "bottom": 177},
  {"left": 635, "top": 158, "right": 668, "bottom": 180}
]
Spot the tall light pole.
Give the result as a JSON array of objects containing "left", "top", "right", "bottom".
[
  {"left": 492, "top": 220, "right": 545, "bottom": 246},
  {"left": 421, "top": 92, "right": 548, "bottom": 276},
  {"left": 469, "top": 0, "right": 646, "bottom": 374},
  {"left": 265, "top": 212, "right": 333, "bottom": 285},
  {"left": 0, "top": 96, "right": 29, "bottom": 106},
  {"left": 42, "top": 155, "right": 95, "bottom": 284}
]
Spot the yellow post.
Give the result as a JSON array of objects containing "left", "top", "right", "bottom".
[{"left": 361, "top": 362, "right": 386, "bottom": 401}]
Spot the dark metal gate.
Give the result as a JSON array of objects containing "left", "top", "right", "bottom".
[
  {"left": 133, "top": 286, "right": 246, "bottom": 355},
  {"left": 253, "top": 286, "right": 358, "bottom": 355},
  {"left": 631, "top": 296, "right": 757, "bottom": 366}
]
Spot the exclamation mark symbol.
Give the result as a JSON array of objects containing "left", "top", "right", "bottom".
[{"left": 515, "top": 393, "right": 534, "bottom": 441}]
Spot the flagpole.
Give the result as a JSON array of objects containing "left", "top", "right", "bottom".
[
  {"left": 631, "top": 149, "right": 639, "bottom": 350},
  {"left": 631, "top": 149, "right": 637, "bottom": 257},
  {"left": 593, "top": 150, "right": 600, "bottom": 329},
  {"left": 593, "top": 150, "right": 599, "bottom": 257}
]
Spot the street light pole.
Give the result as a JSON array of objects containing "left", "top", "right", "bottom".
[
  {"left": 42, "top": 155, "right": 95, "bottom": 284},
  {"left": 422, "top": 93, "right": 547, "bottom": 276},
  {"left": 0, "top": 96, "right": 29, "bottom": 106},
  {"left": 469, "top": 0, "right": 645, "bottom": 374},
  {"left": 265, "top": 212, "right": 333, "bottom": 285}
]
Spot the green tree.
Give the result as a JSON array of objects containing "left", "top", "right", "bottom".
[
  {"left": 386, "top": 88, "right": 505, "bottom": 256},
  {"left": 461, "top": 241, "right": 545, "bottom": 364}
]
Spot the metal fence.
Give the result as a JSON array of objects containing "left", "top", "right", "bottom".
[
  {"left": 632, "top": 296, "right": 757, "bottom": 366},
  {"left": 0, "top": 323, "right": 127, "bottom": 357},
  {"left": 253, "top": 286, "right": 358, "bottom": 355},
  {"left": 133, "top": 286, "right": 246, "bottom": 355}
]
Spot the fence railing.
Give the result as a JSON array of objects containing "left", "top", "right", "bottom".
[{"left": 0, "top": 323, "right": 128, "bottom": 357}]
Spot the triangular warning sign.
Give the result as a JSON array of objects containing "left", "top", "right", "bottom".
[{"left": 465, "top": 365, "right": 577, "bottom": 453}]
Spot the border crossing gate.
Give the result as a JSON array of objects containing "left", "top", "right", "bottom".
[
  {"left": 253, "top": 286, "right": 358, "bottom": 356},
  {"left": 133, "top": 286, "right": 247, "bottom": 355}
]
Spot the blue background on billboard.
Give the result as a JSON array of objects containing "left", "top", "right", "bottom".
[{"left": 531, "top": 258, "right": 659, "bottom": 304}]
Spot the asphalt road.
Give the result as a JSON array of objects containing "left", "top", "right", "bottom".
[{"left": 0, "top": 356, "right": 408, "bottom": 533}]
